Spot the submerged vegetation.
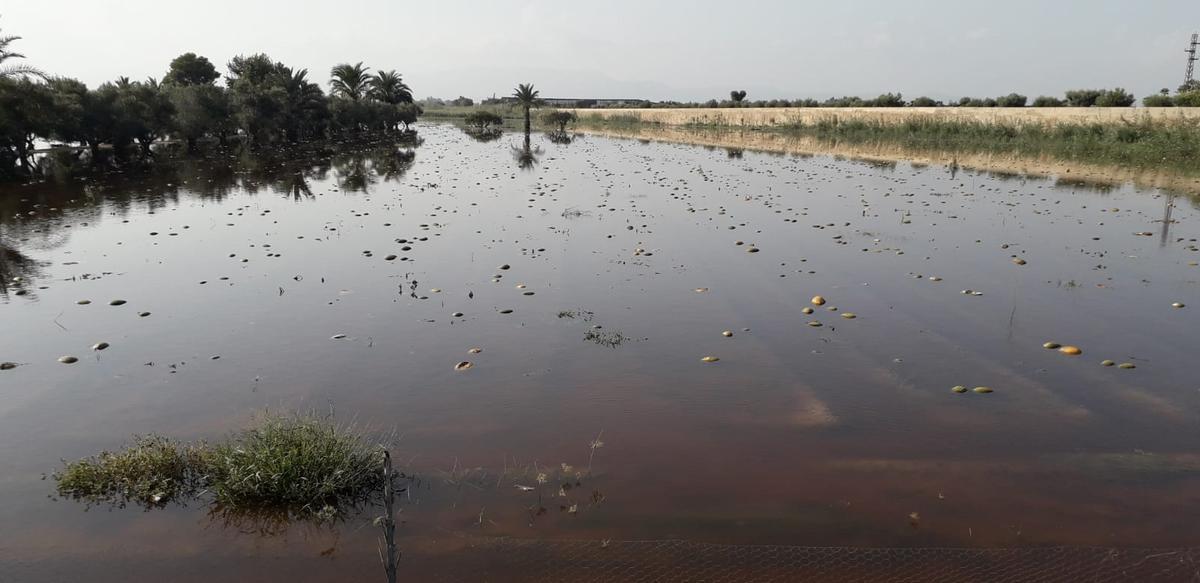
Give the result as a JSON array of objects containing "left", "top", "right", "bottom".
[{"left": 54, "top": 414, "right": 390, "bottom": 521}]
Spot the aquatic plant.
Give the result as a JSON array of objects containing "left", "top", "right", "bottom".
[{"left": 54, "top": 414, "right": 390, "bottom": 520}]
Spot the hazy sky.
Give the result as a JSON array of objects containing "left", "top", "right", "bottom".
[{"left": 4, "top": 1, "right": 1198, "bottom": 102}]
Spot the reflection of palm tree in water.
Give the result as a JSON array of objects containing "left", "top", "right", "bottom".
[{"left": 512, "top": 135, "right": 542, "bottom": 171}]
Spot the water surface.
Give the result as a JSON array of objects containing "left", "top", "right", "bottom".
[{"left": 1, "top": 124, "right": 1198, "bottom": 581}]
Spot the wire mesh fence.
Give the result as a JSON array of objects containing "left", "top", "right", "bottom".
[{"left": 404, "top": 537, "right": 1200, "bottom": 582}]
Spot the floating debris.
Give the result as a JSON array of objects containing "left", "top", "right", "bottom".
[
  {"left": 972, "top": 386, "right": 994, "bottom": 394},
  {"left": 1058, "top": 346, "right": 1083, "bottom": 356},
  {"left": 109, "top": 300, "right": 127, "bottom": 306},
  {"left": 1101, "top": 360, "right": 1115, "bottom": 367},
  {"left": 58, "top": 356, "right": 79, "bottom": 364},
  {"left": 455, "top": 361, "right": 473, "bottom": 371},
  {"left": 91, "top": 342, "right": 110, "bottom": 351},
  {"left": 951, "top": 385, "right": 968, "bottom": 394},
  {"left": 1043, "top": 342, "right": 1061, "bottom": 349},
  {"left": 701, "top": 356, "right": 720, "bottom": 363},
  {"left": 811, "top": 295, "right": 826, "bottom": 306}
]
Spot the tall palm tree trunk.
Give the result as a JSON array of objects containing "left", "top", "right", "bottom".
[{"left": 523, "top": 106, "right": 531, "bottom": 136}]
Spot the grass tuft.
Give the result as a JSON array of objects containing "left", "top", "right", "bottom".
[{"left": 53, "top": 414, "right": 388, "bottom": 521}]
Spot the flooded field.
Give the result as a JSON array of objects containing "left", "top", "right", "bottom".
[{"left": 1, "top": 123, "right": 1199, "bottom": 581}]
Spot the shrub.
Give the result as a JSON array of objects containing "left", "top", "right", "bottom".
[
  {"left": 541, "top": 110, "right": 578, "bottom": 132},
  {"left": 1095, "top": 88, "right": 1135, "bottom": 107},
  {"left": 995, "top": 93, "right": 1028, "bottom": 107},
  {"left": 866, "top": 92, "right": 905, "bottom": 107},
  {"left": 1143, "top": 94, "right": 1175, "bottom": 107},
  {"left": 1174, "top": 91, "right": 1200, "bottom": 107},
  {"left": 1065, "top": 89, "right": 1104, "bottom": 107},
  {"left": 1032, "top": 96, "right": 1066, "bottom": 107},
  {"left": 909, "top": 96, "right": 941, "bottom": 107},
  {"left": 958, "top": 97, "right": 997, "bottom": 107},
  {"left": 464, "top": 110, "right": 503, "bottom": 130}
]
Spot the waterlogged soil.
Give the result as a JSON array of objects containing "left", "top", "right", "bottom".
[{"left": 1, "top": 124, "right": 1199, "bottom": 582}]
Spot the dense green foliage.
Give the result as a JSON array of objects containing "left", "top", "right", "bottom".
[{"left": 0, "top": 51, "right": 422, "bottom": 177}]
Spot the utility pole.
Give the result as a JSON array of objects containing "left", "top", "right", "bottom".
[{"left": 1187, "top": 33, "right": 1199, "bottom": 87}]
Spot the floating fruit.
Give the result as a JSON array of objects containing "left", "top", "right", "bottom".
[
  {"left": 841, "top": 313, "right": 856, "bottom": 319},
  {"left": 454, "top": 361, "right": 473, "bottom": 371},
  {"left": 1058, "top": 346, "right": 1082, "bottom": 356},
  {"left": 701, "top": 356, "right": 720, "bottom": 363},
  {"left": 1101, "top": 360, "right": 1115, "bottom": 367},
  {"left": 58, "top": 356, "right": 79, "bottom": 364},
  {"left": 1043, "top": 342, "right": 1061, "bottom": 349},
  {"left": 972, "top": 386, "right": 993, "bottom": 394},
  {"left": 1118, "top": 363, "right": 1136, "bottom": 369},
  {"left": 811, "top": 296, "right": 826, "bottom": 306},
  {"left": 951, "top": 385, "right": 968, "bottom": 394}
]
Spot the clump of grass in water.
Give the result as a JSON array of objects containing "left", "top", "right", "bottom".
[
  {"left": 53, "top": 414, "right": 388, "bottom": 522},
  {"left": 54, "top": 435, "right": 209, "bottom": 508}
]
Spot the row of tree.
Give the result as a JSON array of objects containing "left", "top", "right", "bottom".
[
  {"left": 1, "top": 29, "right": 422, "bottom": 177},
  {"left": 574, "top": 87, "right": 1185, "bottom": 109}
]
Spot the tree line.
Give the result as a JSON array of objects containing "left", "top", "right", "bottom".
[
  {"left": 570, "top": 86, "right": 1200, "bottom": 109},
  {"left": 1, "top": 31, "right": 422, "bottom": 178}
]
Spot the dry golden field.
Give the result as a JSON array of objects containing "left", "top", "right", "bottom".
[{"left": 570, "top": 107, "right": 1200, "bottom": 128}]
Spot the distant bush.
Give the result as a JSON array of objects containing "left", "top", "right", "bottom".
[
  {"left": 908, "top": 96, "right": 941, "bottom": 107},
  {"left": 573, "top": 99, "right": 597, "bottom": 108},
  {"left": 1095, "top": 88, "right": 1135, "bottom": 107},
  {"left": 1142, "top": 94, "right": 1175, "bottom": 107},
  {"left": 865, "top": 92, "right": 905, "bottom": 107},
  {"left": 958, "top": 97, "right": 997, "bottom": 107},
  {"left": 1032, "top": 96, "right": 1065, "bottom": 107},
  {"left": 823, "top": 96, "right": 866, "bottom": 107},
  {"left": 1174, "top": 91, "right": 1200, "bottom": 107},
  {"left": 1064, "top": 89, "right": 1104, "bottom": 107},
  {"left": 995, "top": 93, "right": 1028, "bottom": 107},
  {"left": 464, "top": 110, "right": 503, "bottom": 130},
  {"left": 541, "top": 110, "right": 577, "bottom": 131},
  {"left": 450, "top": 96, "right": 474, "bottom": 107}
]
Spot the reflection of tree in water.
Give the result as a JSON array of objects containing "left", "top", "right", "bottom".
[
  {"left": 463, "top": 128, "right": 504, "bottom": 143},
  {"left": 0, "top": 242, "right": 42, "bottom": 297},
  {"left": 512, "top": 136, "right": 543, "bottom": 171},
  {"left": 545, "top": 131, "right": 576, "bottom": 145},
  {"left": 725, "top": 148, "right": 744, "bottom": 159}
]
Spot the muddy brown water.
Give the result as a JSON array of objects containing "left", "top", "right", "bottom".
[{"left": 1, "top": 124, "right": 1198, "bottom": 582}]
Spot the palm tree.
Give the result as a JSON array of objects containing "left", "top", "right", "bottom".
[
  {"left": 0, "top": 21, "right": 45, "bottom": 79},
  {"left": 329, "top": 62, "right": 371, "bottom": 100},
  {"left": 512, "top": 83, "right": 541, "bottom": 136},
  {"left": 368, "top": 70, "right": 413, "bottom": 104}
]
